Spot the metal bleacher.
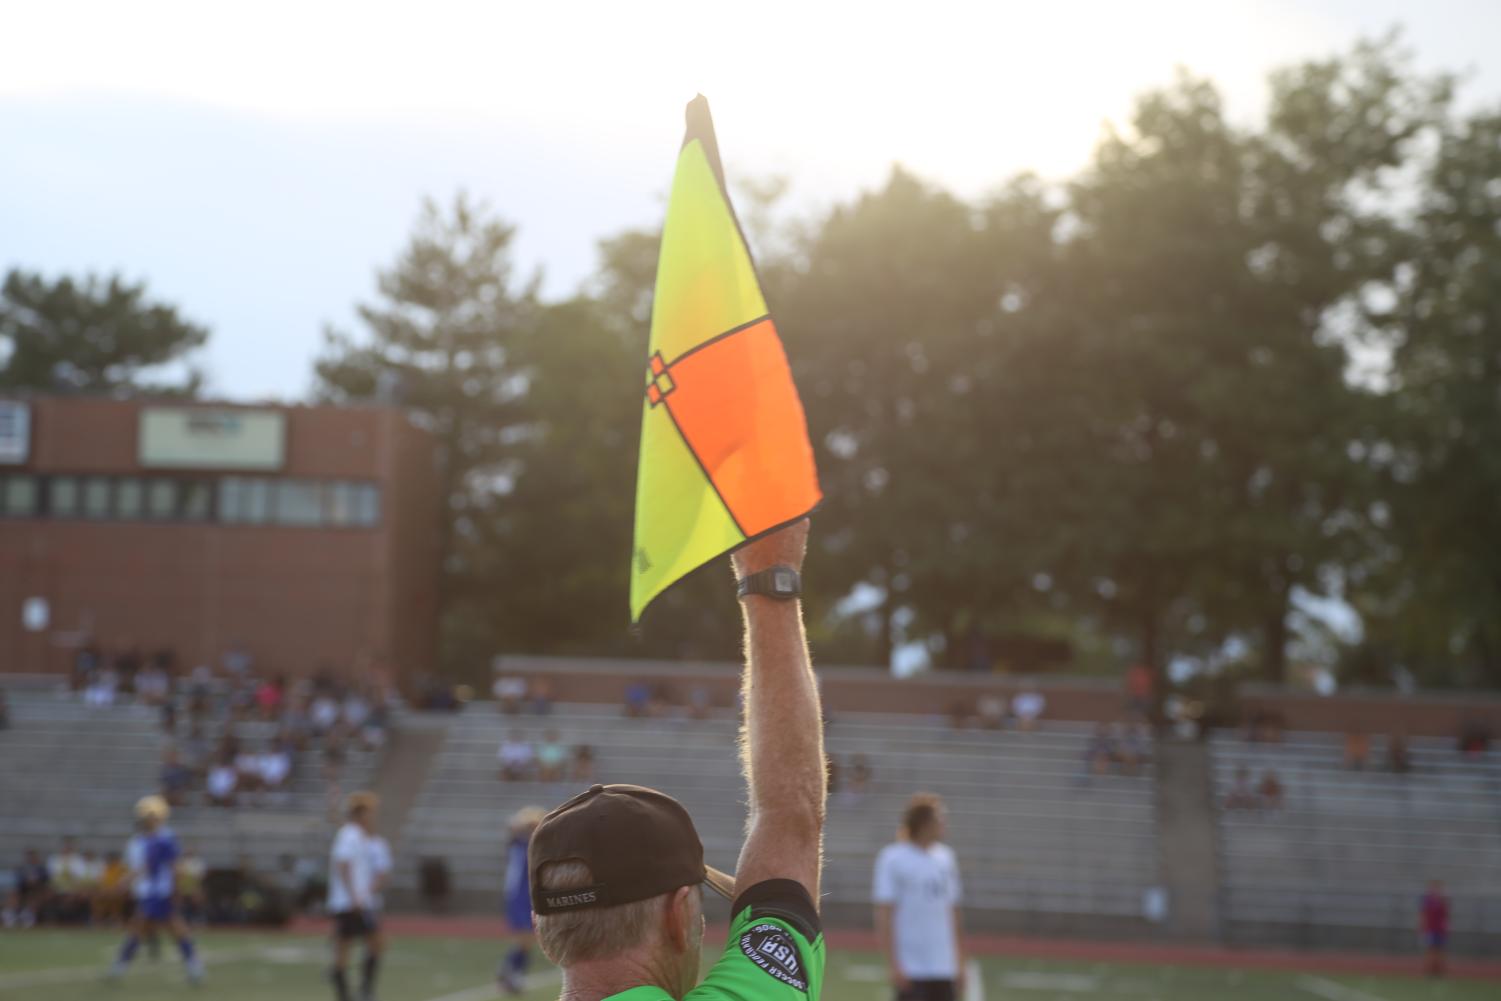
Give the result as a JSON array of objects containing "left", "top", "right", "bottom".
[
  {"left": 1210, "top": 731, "right": 1501, "bottom": 951},
  {"left": 0, "top": 687, "right": 380, "bottom": 876},
  {"left": 393, "top": 705, "right": 1162, "bottom": 934}
]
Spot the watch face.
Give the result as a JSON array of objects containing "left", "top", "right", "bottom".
[{"left": 772, "top": 569, "right": 796, "bottom": 594}]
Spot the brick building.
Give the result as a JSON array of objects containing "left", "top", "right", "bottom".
[{"left": 0, "top": 396, "right": 441, "bottom": 682}]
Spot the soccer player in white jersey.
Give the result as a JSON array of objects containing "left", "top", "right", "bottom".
[
  {"left": 873, "top": 794, "right": 965, "bottom": 1001},
  {"left": 328, "top": 792, "right": 383, "bottom": 1001}
]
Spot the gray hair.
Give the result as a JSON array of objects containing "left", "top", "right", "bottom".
[{"left": 533, "top": 860, "right": 669, "bottom": 966}]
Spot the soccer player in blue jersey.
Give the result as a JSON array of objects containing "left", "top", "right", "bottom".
[
  {"left": 109, "top": 795, "right": 203, "bottom": 984},
  {"left": 498, "top": 806, "right": 545, "bottom": 995}
]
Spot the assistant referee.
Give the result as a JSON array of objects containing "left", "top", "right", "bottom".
[{"left": 530, "top": 519, "right": 827, "bottom": 1001}]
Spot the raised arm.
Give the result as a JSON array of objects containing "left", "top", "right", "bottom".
[{"left": 730, "top": 519, "right": 826, "bottom": 902}]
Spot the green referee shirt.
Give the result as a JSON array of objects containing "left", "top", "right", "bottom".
[{"left": 604, "top": 880, "right": 825, "bottom": 1001}]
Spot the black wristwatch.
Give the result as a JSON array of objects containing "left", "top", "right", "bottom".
[{"left": 737, "top": 565, "right": 802, "bottom": 601}]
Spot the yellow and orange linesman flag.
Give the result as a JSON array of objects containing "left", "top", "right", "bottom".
[{"left": 630, "top": 95, "right": 821, "bottom": 621}]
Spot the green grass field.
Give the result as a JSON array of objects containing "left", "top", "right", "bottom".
[{"left": 0, "top": 930, "right": 1489, "bottom": 1001}]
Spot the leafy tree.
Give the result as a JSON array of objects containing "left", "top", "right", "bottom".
[
  {"left": 1362, "top": 106, "right": 1501, "bottom": 686},
  {"left": 778, "top": 169, "right": 1050, "bottom": 667},
  {"left": 315, "top": 193, "right": 539, "bottom": 676},
  {"left": 0, "top": 269, "right": 206, "bottom": 395},
  {"left": 1060, "top": 39, "right": 1449, "bottom": 681}
]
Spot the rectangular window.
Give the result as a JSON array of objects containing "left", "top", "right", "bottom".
[
  {"left": 1, "top": 475, "right": 38, "bottom": 516},
  {"left": 147, "top": 479, "right": 178, "bottom": 520},
  {"left": 116, "top": 478, "right": 144, "bottom": 519},
  {"left": 181, "top": 480, "right": 211, "bottom": 521},
  {"left": 50, "top": 476, "right": 79, "bottom": 517},
  {"left": 219, "top": 476, "right": 273, "bottom": 524},
  {"left": 275, "top": 479, "right": 323, "bottom": 527},
  {"left": 83, "top": 476, "right": 112, "bottom": 519},
  {"left": 325, "top": 481, "right": 358, "bottom": 526},
  {"left": 353, "top": 483, "right": 381, "bottom": 527}
]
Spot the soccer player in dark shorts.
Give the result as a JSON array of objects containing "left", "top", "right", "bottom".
[
  {"left": 327, "top": 792, "right": 382, "bottom": 1001},
  {"left": 874, "top": 795, "right": 965, "bottom": 1001}
]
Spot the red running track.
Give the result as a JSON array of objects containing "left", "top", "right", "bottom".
[{"left": 288, "top": 915, "right": 1501, "bottom": 983}]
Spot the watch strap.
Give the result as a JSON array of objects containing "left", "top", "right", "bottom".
[{"left": 736, "top": 565, "right": 802, "bottom": 600}]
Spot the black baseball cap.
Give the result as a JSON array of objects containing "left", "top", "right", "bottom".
[{"left": 529, "top": 783, "right": 735, "bottom": 914}]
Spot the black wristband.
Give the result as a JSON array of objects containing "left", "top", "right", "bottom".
[{"left": 736, "top": 565, "right": 802, "bottom": 600}]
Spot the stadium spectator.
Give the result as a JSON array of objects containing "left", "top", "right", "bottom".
[
  {"left": 344, "top": 687, "right": 371, "bottom": 733},
  {"left": 571, "top": 743, "right": 595, "bottom": 782},
  {"left": 535, "top": 730, "right": 568, "bottom": 782},
  {"left": 207, "top": 756, "right": 239, "bottom": 807},
  {"left": 360, "top": 696, "right": 391, "bottom": 750},
  {"left": 623, "top": 681, "right": 651, "bottom": 718},
  {"left": 135, "top": 657, "right": 172, "bottom": 707},
  {"left": 181, "top": 721, "right": 213, "bottom": 778},
  {"left": 1124, "top": 662, "right": 1154, "bottom": 720},
  {"left": 84, "top": 664, "right": 119, "bottom": 707},
  {"left": 160, "top": 747, "right": 195, "bottom": 807},
  {"left": 497, "top": 732, "right": 535, "bottom": 782},
  {"left": 78, "top": 850, "right": 104, "bottom": 917},
  {"left": 114, "top": 644, "right": 143, "bottom": 693},
  {"left": 222, "top": 642, "right": 253, "bottom": 680},
  {"left": 311, "top": 691, "right": 342, "bottom": 735},
  {"left": 947, "top": 698, "right": 977, "bottom": 730},
  {"left": 256, "top": 675, "right": 286, "bottom": 719},
  {"left": 259, "top": 739, "right": 293, "bottom": 797},
  {"left": 528, "top": 678, "right": 555, "bottom": 715},
  {"left": 94, "top": 851, "right": 131, "bottom": 924},
  {"left": 1085, "top": 723, "right": 1118, "bottom": 775},
  {"left": 494, "top": 675, "right": 528, "bottom": 714},
  {"left": 528, "top": 519, "right": 824, "bottom": 1001},
  {"left": 1458, "top": 719, "right": 1491, "bottom": 759},
  {"left": 282, "top": 689, "right": 316, "bottom": 750},
  {"left": 12, "top": 848, "right": 51, "bottom": 925},
  {"left": 648, "top": 682, "right": 676, "bottom": 717},
  {"left": 1388, "top": 730, "right": 1412, "bottom": 774},
  {"left": 1011, "top": 683, "right": 1046, "bottom": 731},
  {"left": 688, "top": 684, "right": 712, "bottom": 720},
  {"left": 177, "top": 847, "right": 207, "bottom": 924},
  {"left": 875, "top": 794, "right": 965, "bottom": 1001},
  {"left": 72, "top": 642, "right": 102, "bottom": 692},
  {"left": 235, "top": 746, "right": 265, "bottom": 797},
  {"left": 48, "top": 837, "right": 93, "bottom": 923},
  {"left": 323, "top": 726, "right": 350, "bottom": 810},
  {"left": 1419, "top": 880, "right": 1450, "bottom": 977},
  {"left": 1225, "top": 766, "right": 1258, "bottom": 810},
  {"left": 1343, "top": 731, "right": 1369, "bottom": 770},
  {"left": 1257, "top": 769, "right": 1285, "bottom": 811},
  {"left": 1118, "top": 722, "right": 1149, "bottom": 774},
  {"left": 1245, "top": 710, "right": 1285, "bottom": 744},
  {"left": 977, "top": 693, "right": 1007, "bottom": 730}
]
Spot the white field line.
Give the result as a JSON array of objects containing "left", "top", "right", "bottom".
[
  {"left": 1296, "top": 975, "right": 1388, "bottom": 1001},
  {"left": 999, "top": 970, "right": 1102, "bottom": 992}
]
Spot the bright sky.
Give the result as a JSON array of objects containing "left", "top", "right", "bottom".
[{"left": 4, "top": 0, "right": 1499, "bottom": 399}]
